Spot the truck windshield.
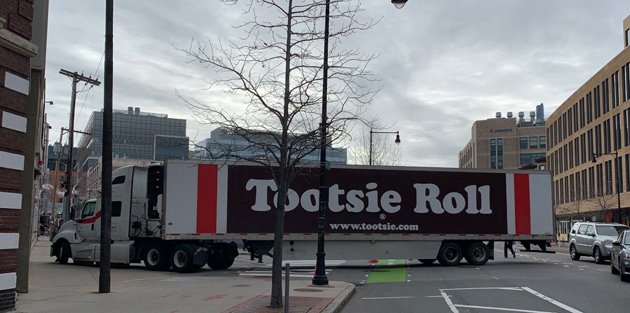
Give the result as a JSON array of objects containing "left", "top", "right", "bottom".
[{"left": 596, "top": 225, "right": 629, "bottom": 236}]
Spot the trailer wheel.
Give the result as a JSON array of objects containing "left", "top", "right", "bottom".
[
  {"left": 208, "top": 243, "right": 236, "bottom": 270},
  {"left": 171, "top": 244, "right": 196, "bottom": 273},
  {"left": 144, "top": 243, "right": 171, "bottom": 271},
  {"left": 464, "top": 242, "right": 489, "bottom": 265},
  {"left": 437, "top": 242, "right": 463, "bottom": 266},
  {"left": 57, "top": 240, "right": 71, "bottom": 264}
]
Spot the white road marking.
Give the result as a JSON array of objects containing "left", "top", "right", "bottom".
[
  {"left": 521, "top": 287, "right": 584, "bottom": 313},
  {"left": 441, "top": 287, "right": 522, "bottom": 291},
  {"left": 362, "top": 296, "right": 415, "bottom": 300},
  {"left": 455, "top": 304, "right": 556, "bottom": 313},
  {"left": 440, "top": 290, "right": 459, "bottom": 313}
]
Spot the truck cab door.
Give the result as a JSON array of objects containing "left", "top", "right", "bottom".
[{"left": 76, "top": 201, "right": 101, "bottom": 242}]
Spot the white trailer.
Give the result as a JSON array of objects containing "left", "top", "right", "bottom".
[{"left": 51, "top": 160, "right": 554, "bottom": 271}]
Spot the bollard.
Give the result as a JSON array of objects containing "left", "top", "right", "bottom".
[{"left": 284, "top": 263, "right": 290, "bottom": 313}]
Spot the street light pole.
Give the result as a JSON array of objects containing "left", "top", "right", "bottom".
[
  {"left": 592, "top": 150, "right": 621, "bottom": 223},
  {"left": 313, "top": 0, "right": 331, "bottom": 286},
  {"left": 368, "top": 129, "right": 401, "bottom": 165}
]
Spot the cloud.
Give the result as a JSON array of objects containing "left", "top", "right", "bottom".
[{"left": 44, "top": 0, "right": 630, "bottom": 167}]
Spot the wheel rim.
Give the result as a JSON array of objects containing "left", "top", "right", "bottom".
[
  {"left": 147, "top": 249, "right": 160, "bottom": 267},
  {"left": 173, "top": 250, "right": 187, "bottom": 268},
  {"left": 444, "top": 246, "right": 459, "bottom": 262},
  {"left": 471, "top": 246, "right": 487, "bottom": 262},
  {"left": 570, "top": 246, "right": 576, "bottom": 258},
  {"left": 595, "top": 248, "right": 601, "bottom": 262}
]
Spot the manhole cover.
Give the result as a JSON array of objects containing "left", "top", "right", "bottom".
[{"left": 294, "top": 288, "right": 324, "bottom": 292}]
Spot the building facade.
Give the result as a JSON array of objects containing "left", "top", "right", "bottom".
[
  {"left": 75, "top": 107, "right": 188, "bottom": 198},
  {"left": 547, "top": 16, "right": 630, "bottom": 224},
  {"left": 195, "top": 127, "right": 348, "bottom": 164},
  {"left": 459, "top": 105, "right": 547, "bottom": 170},
  {"left": 0, "top": 0, "right": 46, "bottom": 310}
]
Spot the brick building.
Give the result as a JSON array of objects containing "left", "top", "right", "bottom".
[{"left": 0, "top": 0, "right": 46, "bottom": 311}]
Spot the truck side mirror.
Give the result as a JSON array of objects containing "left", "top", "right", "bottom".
[{"left": 612, "top": 240, "right": 621, "bottom": 246}]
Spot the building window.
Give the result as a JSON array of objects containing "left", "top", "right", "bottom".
[
  {"left": 490, "top": 138, "right": 504, "bottom": 169},
  {"left": 581, "top": 169, "right": 587, "bottom": 200},
  {"left": 595, "top": 124, "right": 602, "bottom": 155},
  {"left": 586, "top": 92, "right": 593, "bottom": 123},
  {"left": 519, "top": 137, "right": 528, "bottom": 149},
  {"left": 623, "top": 63, "right": 630, "bottom": 102},
  {"left": 573, "top": 103, "right": 579, "bottom": 131},
  {"left": 574, "top": 138, "right": 580, "bottom": 165},
  {"left": 567, "top": 108, "right": 573, "bottom": 136},
  {"left": 579, "top": 98, "right": 585, "bottom": 127},
  {"left": 604, "top": 119, "right": 611, "bottom": 153},
  {"left": 580, "top": 134, "right": 586, "bottom": 166},
  {"left": 569, "top": 141, "right": 574, "bottom": 169},
  {"left": 614, "top": 114, "right": 621, "bottom": 150},
  {"left": 594, "top": 86, "right": 601, "bottom": 119},
  {"left": 589, "top": 166, "right": 595, "bottom": 198},
  {"left": 520, "top": 153, "right": 545, "bottom": 167},
  {"left": 529, "top": 136, "right": 538, "bottom": 149},
  {"left": 605, "top": 160, "right": 613, "bottom": 195},
  {"left": 539, "top": 136, "right": 547, "bottom": 149},
  {"left": 596, "top": 163, "right": 604, "bottom": 196},
  {"left": 615, "top": 156, "right": 623, "bottom": 194},
  {"left": 612, "top": 71, "right": 620, "bottom": 108},
  {"left": 587, "top": 129, "right": 594, "bottom": 159},
  {"left": 626, "top": 28, "right": 630, "bottom": 47},
  {"left": 603, "top": 79, "right": 610, "bottom": 114}
]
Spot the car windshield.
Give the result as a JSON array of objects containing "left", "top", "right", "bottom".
[{"left": 596, "top": 225, "right": 628, "bottom": 236}]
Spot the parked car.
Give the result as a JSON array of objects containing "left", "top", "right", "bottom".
[
  {"left": 569, "top": 222, "right": 629, "bottom": 263},
  {"left": 610, "top": 229, "right": 630, "bottom": 281}
]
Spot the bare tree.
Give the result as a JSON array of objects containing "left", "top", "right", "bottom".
[
  {"left": 586, "top": 192, "right": 616, "bottom": 222},
  {"left": 351, "top": 118, "right": 402, "bottom": 165},
  {"left": 178, "top": 0, "right": 379, "bottom": 308}
]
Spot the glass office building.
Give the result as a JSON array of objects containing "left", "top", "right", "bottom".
[{"left": 77, "top": 107, "right": 188, "bottom": 172}]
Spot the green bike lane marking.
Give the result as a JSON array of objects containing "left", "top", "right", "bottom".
[{"left": 366, "top": 259, "right": 407, "bottom": 283}]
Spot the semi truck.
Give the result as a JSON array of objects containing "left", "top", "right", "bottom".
[{"left": 51, "top": 160, "right": 554, "bottom": 272}]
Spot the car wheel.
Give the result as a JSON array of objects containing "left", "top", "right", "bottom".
[
  {"left": 620, "top": 262, "right": 630, "bottom": 282},
  {"left": 594, "top": 247, "right": 604, "bottom": 264},
  {"left": 570, "top": 245, "right": 580, "bottom": 261},
  {"left": 612, "top": 259, "right": 620, "bottom": 274}
]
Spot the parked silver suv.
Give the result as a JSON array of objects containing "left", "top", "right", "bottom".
[{"left": 569, "top": 222, "right": 629, "bottom": 263}]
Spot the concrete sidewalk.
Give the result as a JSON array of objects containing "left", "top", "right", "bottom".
[{"left": 14, "top": 239, "right": 354, "bottom": 313}]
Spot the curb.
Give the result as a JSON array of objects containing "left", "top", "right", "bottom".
[{"left": 322, "top": 282, "right": 356, "bottom": 313}]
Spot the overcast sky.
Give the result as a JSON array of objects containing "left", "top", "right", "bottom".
[{"left": 43, "top": 1, "right": 630, "bottom": 167}]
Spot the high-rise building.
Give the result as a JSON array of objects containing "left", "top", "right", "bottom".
[
  {"left": 547, "top": 15, "right": 630, "bottom": 224},
  {"left": 195, "top": 127, "right": 347, "bottom": 164},
  {"left": 75, "top": 107, "right": 188, "bottom": 197},
  {"left": 459, "top": 105, "right": 547, "bottom": 170}
]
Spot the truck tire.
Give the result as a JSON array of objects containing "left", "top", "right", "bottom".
[
  {"left": 57, "top": 240, "right": 71, "bottom": 264},
  {"left": 437, "top": 242, "right": 463, "bottom": 266},
  {"left": 144, "top": 243, "right": 171, "bottom": 271},
  {"left": 570, "top": 244, "right": 580, "bottom": 261},
  {"left": 464, "top": 242, "right": 489, "bottom": 266},
  {"left": 207, "top": 243, "right": 236, "bottom": 270},
  {"left": 171, "top": 244, "right": 196, "bottom": 273}
]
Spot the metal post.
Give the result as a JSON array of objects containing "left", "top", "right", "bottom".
[
  {"left": 99, "top": 0, "right": 114, "bottom": 294},
  {"left": 369, "top": 128, "right": 373, "bottom": 165},
  {"left": 313, "top": 0, "right": 330, "bottom": 286},
  {"left": 284, "top": 263, "right": 290, "bottom": 313}
]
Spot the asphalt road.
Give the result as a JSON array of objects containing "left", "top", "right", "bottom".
[{"left": 329, "top": 246, "right": 630, "bottom": 313}]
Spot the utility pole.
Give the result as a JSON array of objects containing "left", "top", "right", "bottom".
[
  {"left": 59, "top": 69, "right": 100, "bottom": 222},
  {"left": 100, "top": 0, "right": 114, "bottom": 293}
]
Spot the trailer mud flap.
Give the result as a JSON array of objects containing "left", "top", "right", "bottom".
[{"left": 193, "top": 247, "right": 209, "bottom": 266}]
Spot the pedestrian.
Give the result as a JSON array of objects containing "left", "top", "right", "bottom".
[{"left": 504, "top": 240, "right": 516, "bottom": 258}]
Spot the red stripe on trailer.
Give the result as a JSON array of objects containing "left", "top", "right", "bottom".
[
  {"left": 514, "top": 174, "right": 531, "bottom": 234},
  {"left": 197, "top": 164, "right": 218, "bottom": 233}
]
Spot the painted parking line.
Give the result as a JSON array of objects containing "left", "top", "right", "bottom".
[
  {"left": 366, "top": 259, "right": 407, "bottom": 284},
  {"left": 439, "top": 286, "right": 583, "bottom": 313}
]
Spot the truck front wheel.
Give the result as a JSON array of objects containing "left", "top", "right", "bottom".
[
  {"left": 437, "top": 242, "right": 463, "bottom": 266},
  {"left": 144, "top": 243, "right": 171, "bottom": 271},
  {"left": 57, "top": 240, "right": 71, "bottom": 264},
  {"left": 464, "top": 242, "right": 489, "bottom": 265}
]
